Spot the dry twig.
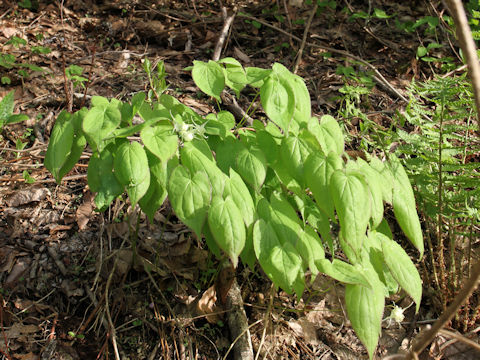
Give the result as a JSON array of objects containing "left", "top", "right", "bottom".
[
  {"left": 294, "top": 3, "right": 318, "bottom": 74},
  {"left": 237, "top": 13, "right": 409, "bottom": 102}
]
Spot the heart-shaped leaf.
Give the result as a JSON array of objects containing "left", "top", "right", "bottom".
[
  {"left": 45, "top": 111, "right": 74, "bottom": 183},
  {"left": 168, "top": 166, "right": 211, "bottom": 237},
  {"left": 253, "top": 219, "right": 303, "bottom": 294},
  {"left": 379, "top": 232, "right": 422, "bottom": 311},
  {"left": 208, "top": 195, "right": 246, "bottom": 267},
  {"left": 181, "top": 140, "right": 226, "bottom": 195},
  {"left": 139, "top": 151, "right": 177, "bottom": 221},
  {"left": 296, "top": 225, "right": 325, "bottom": 277},
  {"left": 305, "top": 152, "right": 342, "bottom": 219},
  {"left": 260, "top": 71, "right": 295, "bottom": 132},
  {"left": 280, "top": 131, "right": 319, "bottom": 187},
  {"left": 257, "top": 194, "right": 303, "bottom": 247},
  {"left": 113, "top": 141, "right": 150, "bottom": 206},
  {"left": 235, "top": 145, "right": 267, "bottom": 191},
  {"left": 83, "top": 102, "right": 121, "bottom": 151},
  {"left": 140, "top": 124, "right": 178, "bottom": 162},
  {"left": 330, "top": 170, "right": 371, "bottom": 263},
  {"left": 87, "top": 143, "right": 124, "bottom": 211},
  {"left": 192, "top": 60, "right": 225, "bottom": 100},
  {"left": 316, "top": 259, "right": 372, "bottom": 287},
  {"left": 345, "top": 284, "right": 384, "bottom": 360},
  {"left": 349, "top": 159, "right": 384, "bottom": 228},
  {"left": 308, "top": 115, "right": 344, "bottom": 155},
  {"left": 389, "top": 156, "right": 424, "bottom": 257},
  {"left": 223, "top": 169, "right": 256, "bottom": 227}
]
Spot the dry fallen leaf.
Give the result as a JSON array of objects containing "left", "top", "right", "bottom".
[
  {"left": 288, "top": 317, "right": 320, "bottom": 346},
  {"left": 6, "top": 187, "right": 51, "bottom": 207},
  {"left": 197, "top": 285, "right": 218, "bottom": 323},
  {"left": 234, "top": 47, "right": 251, "bottom": 63},
  {"left": 13, "top": 351, "right": 38, "bottom": 360},
  {"left": 6, "top": 323, "right": 38, "bottom": 339},
  {"left": 75, "top": 191, "right": 95, "bottom": 230}
]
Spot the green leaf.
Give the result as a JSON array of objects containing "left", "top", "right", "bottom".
[
  {"left": 91, "top": 96, "right": 109, "bottom": 107},
  {"left": 113, "top": 141, "right": 150, "bottom": 206},
  {"left": 350, "top": 159, "right": 384, "bottom": 228},
  {"left": 208, "top": 196, "right": 246, "bottom": 267},
  {"left": 260, "top": 70, "right": 295, "bottom": 132},
  {"left": 417, "top": 46, "right": 428, "bottom": 58},
  {"left": 234, "top": 144, "right": 267, "bottom": 191},
  {"left": 369, "top": 157, "right": 394, "bottom": 204},
  {"left": 280, "top": 131, "right": 319, "bottom": 187},
  {"left": 308, "top": 115, "right": 344, "bottom": 155},
  {"left": 330, "top": 170, "right": 370, "bottom": 263},
  {"left": 380, "top": 233, "right": 422, "bottom": 311},
  {"left": 56, "top": 109, "right": 87, "bottom": 181},
  {"left": 253, "top": 219, "right": 303, "bottom": 294},
  {"left": 223, "top": 169, "right": 256, "bottom": 227},
  {"left": 87, "top": 143, "right": 124, "bottom": 211},
  {"left": 140, "top": 125, "right": 178, "bottom": 162},
  {"left": 204, "top": 112, "right": 233, "bottom": 138},
  {"left": 218, "top": 58, "right": 247, "bottom": 97},
  {"left": 305, "top": 152, "right": 342, "bottom": 219},
  {"left": 302, "top": 196, "right": 334, "bottom": 253},
  {"left": 245, "top": 67, "right": 272, "bottom": 87},
  {"left": 364, "top": 231, "right": 398, "bottom": 296},
  {"left": 139, "top": 151, "right": 175, "bottom": 221},
  {"left": 345, "top": 284, "right": 384, "bottom": 360},
  {"left": 257, "top": 193, "right": 303, "bottom": 247},
  {"left": 215, "top": 136, "right": 243, "bottom": 173},
  {"left": 0, "top": 91, "right": 15, "bottom": 124},
  {"left": 192, "top": 60, "right": 225, "bottom": 100},
  {"left": 271, "top": 63, "right": 311, "bottom": 126},
  {"left": 82, "top": 102, "right": 121, "bottom": 151},
  {"left": 45, "top": 111, "right": 74, "bottom": 183},
  {"left": 181, "top": 140, "right": 226, "bottom": 195},
  {"left": 168, "top": 166, "right": 211, "bottom": 237},
  {"left": 373, "top": 8, "right": 392, "bottom": 19},
  {"left": 58, "top": 132, "right": 86, "bottom": 182},
  {"left": 255, "top": 129, "right": 280, "bottom": 165},
  {"left": 6, "top": 114, "right": 28, "bottom": 125},
  {"left": 297, "top": 225, "right": 325, "bottom": 277},
  {"left": 131, "top": 92, "right": 145, "bottom": 114},
  {"left": 389, "top": 157, "right": 424, "bottom": 257},
  {"left": 315, "top": 259, "right": 372, "bottom": 287}
]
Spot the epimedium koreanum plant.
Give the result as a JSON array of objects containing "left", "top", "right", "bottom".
[{"left": 44, "top": 58, "right": 424, "bottom": 359}]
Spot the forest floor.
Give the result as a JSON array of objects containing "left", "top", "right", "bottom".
[{"left": 0, "top": 0, "right": 478, "bottom": 359}]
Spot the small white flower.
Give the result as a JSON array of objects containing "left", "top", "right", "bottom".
[
  {"left": 181, "top": 130, "right": 194, "bottom": 142},
  {"left": 174, "top": 121, "right": 189, "bottom": 132},
  {"left": 384, "top": 304, "right": 409, "bottom": 329},
  {"left": 391, "top": 305, "right": 405, "bottom": 323}
]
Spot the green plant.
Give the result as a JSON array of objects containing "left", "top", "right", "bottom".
[
  {"left": 142, "top": 59, "right": 168, "bottom": 101},
  {"left": 65, "top": 65, "right": 88, "bottom": 89},
  {"left": 0, "top": 91, "right": 28, "bottom": 130},
  {"left": 22, "top": 170, "right": 35, "bottom": 183},
  {"left": 45, "top": 59, "right": 424, "bottom": 358},
  {"left": 1, "top": 36, "right": 47, "bottom": 83},
  {"left": 391, "top": 75, "right": 480, "bottom": 329},
  {"left": 67, "top": 331, "right": 85, "bottom": 340}
]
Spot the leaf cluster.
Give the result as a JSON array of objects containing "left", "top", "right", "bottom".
[{"left": 44, "top": 59, "right": 425, "bottom": 358}]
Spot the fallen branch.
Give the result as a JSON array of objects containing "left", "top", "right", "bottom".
[{"left": 293, "top": 3, "right": 318, "bottom": 74}]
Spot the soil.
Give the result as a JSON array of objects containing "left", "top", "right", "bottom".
[{"left": 0, "top": 0, "right": 478, "bottom": 359}]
